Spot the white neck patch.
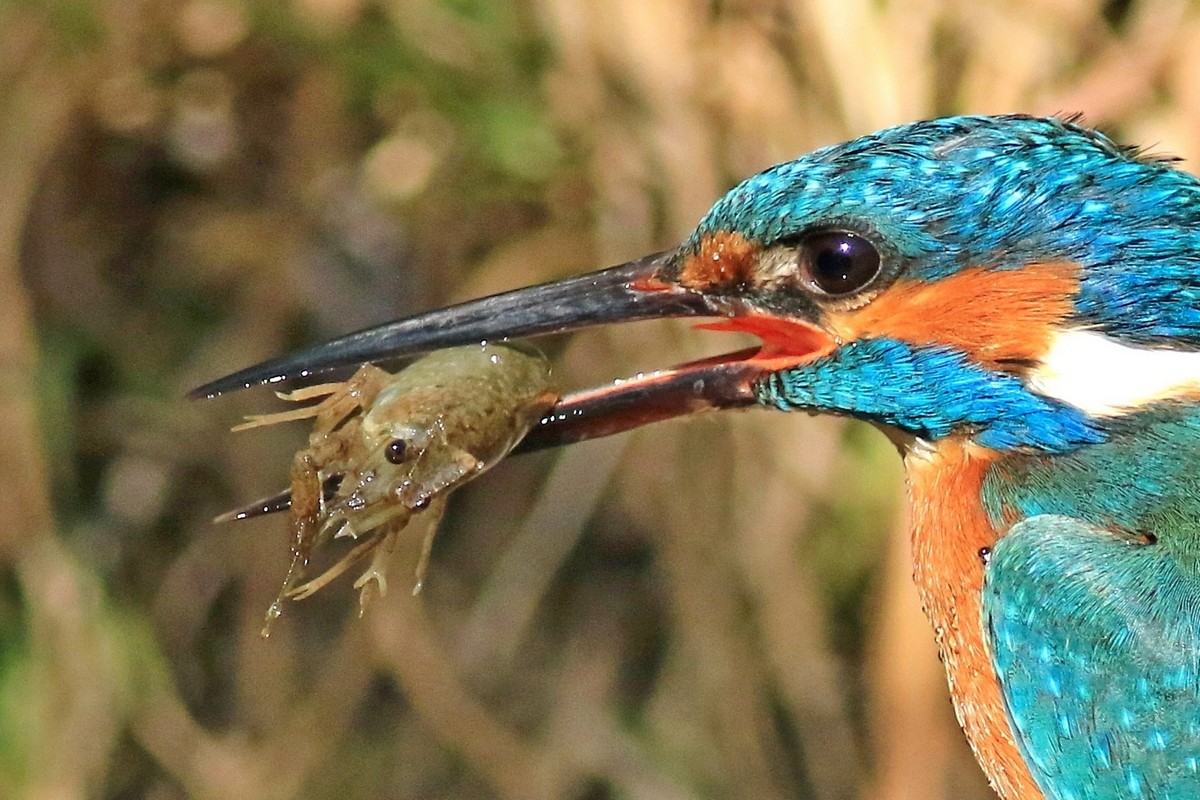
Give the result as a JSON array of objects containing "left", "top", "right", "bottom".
[{"left": 1028, "top": 329, "right": 1200, "bottom": 417}]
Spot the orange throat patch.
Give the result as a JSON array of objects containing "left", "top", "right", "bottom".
[
  {"left": 905, "top": 439, "right": 1044, "bottom": 800},
  {"left": 827, "top": 261, "right": 1080, "bottom": 371}
]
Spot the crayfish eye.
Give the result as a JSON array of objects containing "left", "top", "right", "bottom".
[
  {"left": 797, "top": 229, "right": 881, "bottom": 296},
  {"left": 384, "top": 438, "right": 409, "bottom": 465}
]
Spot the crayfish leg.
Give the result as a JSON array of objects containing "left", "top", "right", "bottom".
[
  {"left": 410, "top": 495, "right": 448, "bottom": 596},
  {"left": 260, "top": 449, "right": 325, "bottom": 637},
  {"left": 307, "top": 364, "right": 392, "bottom": 437}
]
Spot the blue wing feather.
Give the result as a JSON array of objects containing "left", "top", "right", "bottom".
[{"left": 983, "top": 514, "right": 1200, "bottom": 800}]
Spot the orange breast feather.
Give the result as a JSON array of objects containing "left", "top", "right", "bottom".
[{"left": 907, "top": 440, "right": 1044, "bottom": 800}]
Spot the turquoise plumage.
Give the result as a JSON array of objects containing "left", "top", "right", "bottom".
[
  {"left": 983, "top": 407, "right": 1200, "bottom": 799},
  {"left": 986, "top": 514, "right": 1200, "bottom": 800}
]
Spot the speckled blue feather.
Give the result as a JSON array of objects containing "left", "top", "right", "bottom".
[
  {"left": 691, "top": 115, "right": 1200, "bottom": 345},
  {"left": 980, "top": 407, "right": 1200, "bottom": 800},
  {"left": 984, "top": 516, "right": 1200, "bottom": 800},
  {"left": 754, "top": 337, "right": 1104, "bottom": 452}
]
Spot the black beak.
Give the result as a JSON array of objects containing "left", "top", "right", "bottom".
[
  {"left": 195, "top": 249, "right": 833, "bottom": 520},
  {"left": 191, "top": 252, "right": 706, "bottom": 398}
]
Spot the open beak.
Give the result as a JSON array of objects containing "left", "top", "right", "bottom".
[{"left": 195, "top": 249, "right": 834, "bottom": 519}]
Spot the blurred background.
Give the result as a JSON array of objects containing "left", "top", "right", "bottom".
[{"left": 2, "top": 1, "right": 1198, "bottom": 798}]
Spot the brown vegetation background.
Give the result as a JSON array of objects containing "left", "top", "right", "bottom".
[{"left": 1, "top": 1, "right": 1195, "bottom": 798}]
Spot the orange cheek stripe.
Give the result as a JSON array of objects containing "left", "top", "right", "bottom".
[{"left": 828, "top": 263, "right": 1081, "bottom": 369}]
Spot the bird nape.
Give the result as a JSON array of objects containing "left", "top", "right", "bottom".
[{"left": 196, "top": 114, "right": 1200, "bottom": 800}]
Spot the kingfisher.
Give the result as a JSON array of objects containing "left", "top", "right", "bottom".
[{"left": 195, "top": 114, "right": 1200, "bottom": 800}]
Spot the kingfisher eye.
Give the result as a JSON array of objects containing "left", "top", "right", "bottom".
[
  {"left": 798, "top": 229, "right": 881, "bottom": 296},
  {"left": 384, "top": 438, "right": 408, "bottom": 465}
]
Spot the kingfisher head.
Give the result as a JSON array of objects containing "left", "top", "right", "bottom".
[{"left": 194, "top": 114, "right": 1200, "bottom": 457}]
